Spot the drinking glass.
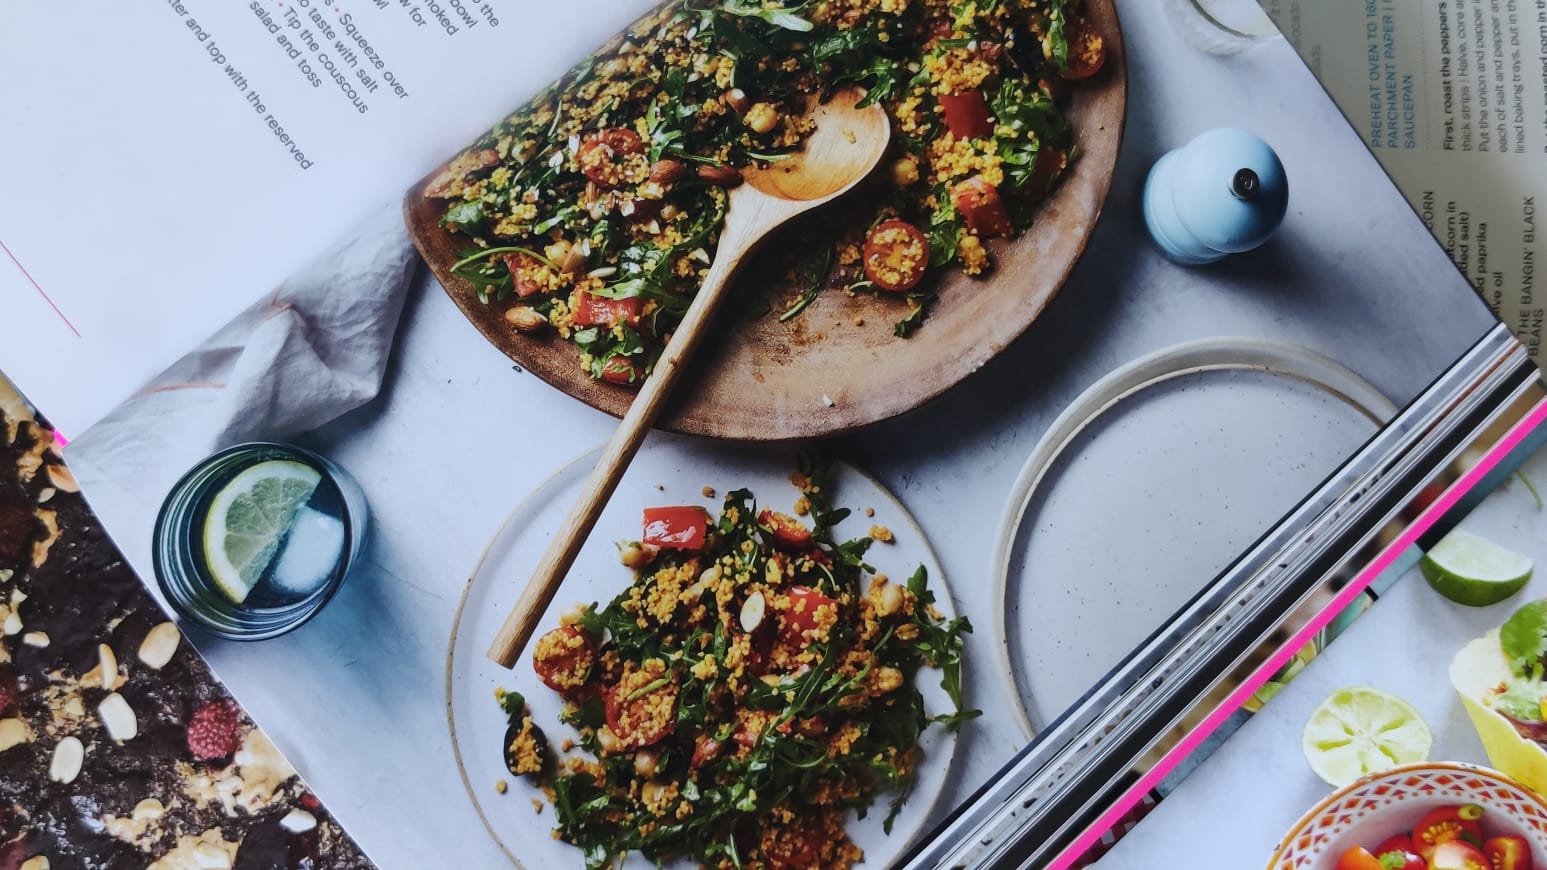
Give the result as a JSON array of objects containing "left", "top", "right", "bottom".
[{"left": 153, "top": 442, "right": 368, "bottom": 640}]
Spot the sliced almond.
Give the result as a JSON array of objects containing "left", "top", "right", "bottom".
[
  {"left": 191, "top": 843, "right": 232, "bottom": 869},
  {"left": 98, "top": 693, "right": 137, "bottom": 742},
  {"left": 278, "top": 808, "right": 317, "bottom": 834},
  {"left": 137, "top": 622, "right": 181, "bottom": 670},
  {"left": 19, "top": 857, "right": 48, "bottom": 870},
  {"left": 0, "top": 718, "right": 31, "bottom": 752},
  {"left": 45, "top": 463, "right": 79, "bottom": 493},
  {"left": 739, "top": 591, "right": 766, "bottom": 633},
  {"left": 21, "top": 631, "right": 48, "bottom": 648},
  {"left": 133, "top": 798, "right": 166, "bottom": 821},
  {"left": 7, "top": 588, "right": 22, "bottom": 606},
  {"left": 97, "top": 644, "right": 119, "bottom": 690},
  {"left": 2, "top": 610, "right": 20, "bottom": 636},
  {"left": 36, "top": 487, "right": 55, "bottom": 504},
  {"left": 48, "top": 736, "right": 83, "bottom": 784}
]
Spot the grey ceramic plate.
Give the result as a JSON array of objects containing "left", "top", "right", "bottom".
[{"left": 991, "top": 338, "right": 1397, "bottom": 735}]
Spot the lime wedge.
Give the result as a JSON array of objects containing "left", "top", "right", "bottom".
[
  {"left": 201, "top": 460, "right": 321, "bottom": 604},
  {"left": 1421, "top": 528, "right": 1534, "bottom": 607},
  {"left": 1301, "top": 686, "right": 1432, "bottom": 787}
]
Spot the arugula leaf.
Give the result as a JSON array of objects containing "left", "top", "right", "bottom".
[
  {"left": 442, "top": 200, "right": 485, "bottom": 227},
  {"left": 893, "top": 295, "right": 935, "bottom": 337},
  {"left": 1501, "top": 599, "right": 1547, "bottom": 674},
  {"left": 718, "top": 0, "right": 813, "bottom": 32},
  {"left": 1046, "top": 0, "right": 1070, "bottom": 68},
  {"left": 779, "top": 243, "right": 835, "bottom": 322}
]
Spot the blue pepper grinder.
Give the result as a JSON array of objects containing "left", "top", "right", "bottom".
[{"left": 1142, "top": 128, "right": 1289, "bottom": 265}]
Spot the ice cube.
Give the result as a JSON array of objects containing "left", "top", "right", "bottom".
[{"left": 269, "top": 506, "right": 345, "bottom": 597}]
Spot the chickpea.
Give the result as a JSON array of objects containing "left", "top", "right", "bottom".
[
  {"left": 891, "top": 156, "right": 920, "bottom": 187},
  {"left": 633, "top": 750, "right": 658, "bottom": 778},
  {"left": 744, "top": 102, "right": 781, "bottom": 134},
  {"left": 596, "top": 726, "right": 622, "bottom": 754},
  {"left": 618, "top": 540, "right": 658, "bottom": 569},
  {"left": 873, "top": 581, "right": 905, "bottom": 617}
]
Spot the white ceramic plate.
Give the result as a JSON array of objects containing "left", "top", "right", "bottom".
[
  {"left": 992, "top": 338, "right": 1398, "bottom": 736},
  {"left": 446, "top": 436, "right": 960, "bottom": 868}
]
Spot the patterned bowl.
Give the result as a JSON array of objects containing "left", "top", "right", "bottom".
[{"left": 1266, "top": 762, "right": 1547, "bottom": 868}]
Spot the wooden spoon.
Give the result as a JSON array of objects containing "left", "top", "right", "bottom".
[{"left": 486, "top": 87, "right": 892, "bottom": 667}]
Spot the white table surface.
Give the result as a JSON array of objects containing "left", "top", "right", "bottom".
[
  {"left": 1096, "top": 442, "right": 1547, "bottom": 868},
  {"left": 72, "top": 2, "right": 1500, "bottom": 867}
]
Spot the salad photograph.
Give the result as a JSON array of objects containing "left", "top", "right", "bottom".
[
  {"left": 491, "top": 461, "right": 975, "bottom": 868},
  {"left": 421, "top": 0, "right": 1102, "bottom": 383}
]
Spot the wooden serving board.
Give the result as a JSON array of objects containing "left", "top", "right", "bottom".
[{"left": 404, "top": 0, "right": 1126, "bottom": 441}]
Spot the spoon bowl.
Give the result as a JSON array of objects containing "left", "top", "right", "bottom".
[{"left": 742, "top": 89, "right": 893, "bottom": 203}]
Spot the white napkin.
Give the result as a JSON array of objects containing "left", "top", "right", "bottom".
[{"left": 65, "top": 201, "right": 419, "bottom": 563}]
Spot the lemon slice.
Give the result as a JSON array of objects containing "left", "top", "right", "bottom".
[
  {"left": 1301, "top": 686, "right": 1432, "bottom": 787},
  {"left": 1421, "top": 528, "right": 1534, "bottom": 607},
  {"left": 202, "top": 460, "right": 321, "bottom": 604}
]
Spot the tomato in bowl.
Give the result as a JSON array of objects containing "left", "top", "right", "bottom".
[{"left": 1267, "top": 763, "right": 1547, "bottom": 869}]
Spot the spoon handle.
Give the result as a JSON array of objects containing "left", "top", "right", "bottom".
[{"left": 484, "top": 215, "right": 762, "bottom": 667}]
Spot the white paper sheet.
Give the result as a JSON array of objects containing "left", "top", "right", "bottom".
[
  {"left": 0, "top": 0, "right": 652, "bottom": 436},
  {"left": 1267, "top": 0, "right": 1546, "bottom": 362}
]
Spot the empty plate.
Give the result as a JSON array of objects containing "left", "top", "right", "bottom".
[{"left": 992, "top": 338, "right": 1396, "bottom": 735}]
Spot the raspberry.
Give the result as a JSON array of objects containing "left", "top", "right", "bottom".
[{"left": 185, "top": 699, "right": 242, "bottom": 760}]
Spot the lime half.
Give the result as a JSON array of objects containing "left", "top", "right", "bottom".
[
  {"left": 1421, "top": 528, "right": 1534, "bottom": 607},
  {"left": 201, "top": 460, "right": 321, "bottom": 603},
  {"left": 1301, "top": 686, "right": 1432, "bottom": 787}
]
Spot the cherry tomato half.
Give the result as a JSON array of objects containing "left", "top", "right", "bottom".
[
  {"left": 1059, "top": 15, "right": 1106, "bottom": 80},
  {"left": 1484, "top": 836, "right": 1534, "bottom": 870},
  {"left": 576, "top": 127, "right": 645, "bottom": 189},
  {"left": 531, "top": 625, "right": 597, "bottom": 694},
  {"left": 758, "top": 508, "right": 815, "bottom": 551},
  {"left": 570, "top": 291, "right": 643, "bottom": 328},
  {"left": 952, "top": 176, "right": 1014, "bottom": 238},
  {"left": 597, "top": 354, "right": 642, "bottom": 385},
  {"left": 1375, "top": 834, "right": 1418, "bottom": 856},
  {"left": 1414, "top": 805, "right": 1485, "bottom": 858},
  {"left": 782, "top": 586, "right": 839, "bottom": 644},
  {"left": 861, "top": 218, "right": 930, "bottom": 292},
  {"left": 1372, "top": 834, "right": 1425, "bottom": 870},
  {"left": 500, "top": 252, "right": 550, "bottom": 298},
  {"left": 1429, "top": 840, "right": 1490, "bottom": 870},
  {"left": 604, "top": 665, "right": 677, "bottom": 748},
  {"left": 938, "top": 89, "right": 994, "bottom": 139},
  {"left": 641, "top": 505, "right": 711, "bottom": 551}
]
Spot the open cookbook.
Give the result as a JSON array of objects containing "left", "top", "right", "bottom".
[{"left": 1, "top": 0, "right": 1545, "bottom": 867}]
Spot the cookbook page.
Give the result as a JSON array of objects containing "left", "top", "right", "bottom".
[
  {"left": 52, "top": 1, "right": 1509, "bottom": 867},
  {"left": 1, "top": 0, "right": 1520, "bottom": 867},
  {"left": 1267, "top": 0, "right": 1546, "bottom": 361},
  {"left": 0, "top": 0, "right": 650, "bottom": 436}
]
